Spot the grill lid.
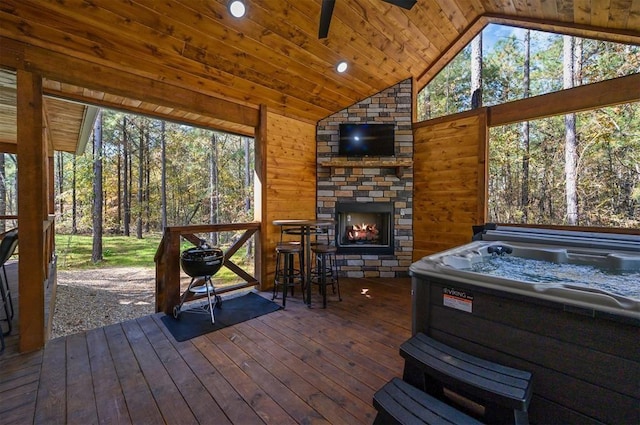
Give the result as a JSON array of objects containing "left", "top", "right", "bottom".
[{"left": 180, "top": 245, "right": 224, "bottom": 277}]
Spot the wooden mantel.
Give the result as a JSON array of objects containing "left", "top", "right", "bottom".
[{"left": 319, "top": 158, "right": 413, "bottom": 178}]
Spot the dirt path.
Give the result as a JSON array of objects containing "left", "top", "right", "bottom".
[{"left": 52, "top": 267, "right": 156, "bottom": 339}]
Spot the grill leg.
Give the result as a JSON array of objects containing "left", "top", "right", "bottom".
[{"left": 204, "top": 277, "right": 215, "bottom": 324}]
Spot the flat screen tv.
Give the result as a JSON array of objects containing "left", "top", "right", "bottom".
[{"left": 338, "top": 123, "right": 395, "bottom": 157}]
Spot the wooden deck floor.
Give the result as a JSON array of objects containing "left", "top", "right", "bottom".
[{"left": 0, "top": 276, "right": 412, "bottom": 424}]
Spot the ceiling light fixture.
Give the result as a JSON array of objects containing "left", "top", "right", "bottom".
[
  {"left": 228, "top": 1, "right": 246, "bottom": 18},
  {"left": 336, "top": 61, "right": 348, "bottom": 73}
]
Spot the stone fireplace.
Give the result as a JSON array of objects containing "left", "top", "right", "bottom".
[{"left": 316, "top": 79, "right": 413, "bottom": 278}]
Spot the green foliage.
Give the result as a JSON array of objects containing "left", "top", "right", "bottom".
[
  {"left": 54, "top": 112, "right": 255, "bottom": 242},
  {"left": 418, "top": 45, "right": 472, "bottom": 119},
  {"left": 418, "top": 23, "right": 640, "bottom": 228},
  {"left": 56, "top": 234, "right": 165, "bottom": 268},
  {"left": 490, "top": 104, "right": 639, "bottom": 227},
  {"left": 55, "top": 233, "right": 255, "bottom": 285},
  {"left": 419, "top": 26, "right": 640, "bottom": 118}
]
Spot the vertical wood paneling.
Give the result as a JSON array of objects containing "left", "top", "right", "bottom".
[
  {"left": 261, "top": 111, "right": 316, "bottom": 288},
  {"left": 412, "top": 109, "right": 488, "bottom": 260}
]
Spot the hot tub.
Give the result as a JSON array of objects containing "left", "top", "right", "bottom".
[{"left": 410, "top": 226, "right": 639, "bottom": 424}]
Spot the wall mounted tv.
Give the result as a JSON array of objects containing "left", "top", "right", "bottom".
[{"left": 338, "top": 123, "right": 395, "bottom": 157}]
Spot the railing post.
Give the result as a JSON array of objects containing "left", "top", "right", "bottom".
[
  {"left": 155, "top": 222, "right": 262, "bottom": 314},
  {"left": 156, "top": 230, "right": 181, "bottom": 315},
  {"left": 165, "top": 230, "right": 181, "bottom": 315}
]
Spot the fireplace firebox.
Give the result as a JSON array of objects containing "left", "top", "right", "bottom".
[{"left": 335, "top": 202, "right": 394, "bottom": 254}]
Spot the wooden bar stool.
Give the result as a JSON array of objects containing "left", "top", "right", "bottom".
[
  {"left": 273, "top": 243, "right": 304, "bottom": 307},
  {"left": 310, "top": 243, "right": 341, "bottom": 308}
]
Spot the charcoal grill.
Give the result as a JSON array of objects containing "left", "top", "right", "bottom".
[{"left": 173, "top": 245, "right": 225, "bottom": 324}]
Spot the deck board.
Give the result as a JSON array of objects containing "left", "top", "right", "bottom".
[
  {"left": 103, "top": 322, "right": 166, "bottom": 425},
  {"left": 150, "top": 314, "right": 260, "bottom": 424},
  {"left": 138, "top": 314, "right": 230, "bottom": 424},
  {"left": 221, "top": 323, "right": 358, "bottom": 424},
  {"left": 239, "top": 319, "right": 373, "bottom": 423},
  {"left": 0, "top": 277, "right": 412, "bottom": 424},
  {"left": 86, "top": 327, "right": 132, "bottom": 425},
  {"left": 33, "top": 336, "right": 66, "bottom": 424},
  {"left": 66, "top": 332, "right": 99, "bottom": 424},
  {"left": 122, "top": 319, "right": 200, "bottom": 425}
]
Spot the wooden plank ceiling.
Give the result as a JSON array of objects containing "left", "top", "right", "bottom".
[
  {"left": 0, "top": 69, "right": 98, "bottom": 154},
  {"left": 0, "top": 0, "right": 639, "bottom": 148}
]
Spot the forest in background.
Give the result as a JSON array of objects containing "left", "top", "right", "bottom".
[
  {"left": 0, "top": 112, "right": 255, "bottom": 265},
  {"left": 0, "top": 25, "right": 637, "bottom": 264},
  {"left": 418, "top": 25, "right": 640, "bottom": 228},
  {"left": 58, "top": 112, "right": 254, "bottom": 235},
  {"left": 0, "top": 111, "right": 255, "bottom": 263}
]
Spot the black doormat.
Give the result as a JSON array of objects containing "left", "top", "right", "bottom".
[{"left": 160, "top": 292, "right": 282, "bottom": 342}]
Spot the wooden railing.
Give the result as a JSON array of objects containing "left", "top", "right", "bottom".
[
  {"left": 44, "top": 215, "right": 55, "bottom": 279},
  {"left": 0, "top": 214, "right": 18, "bottom": 229},
  {"left": 154, "top": 222, "right": 261, "bottom": 315},
  {"left": 0, "top": 214, "right": 55, "bottom": 277}
]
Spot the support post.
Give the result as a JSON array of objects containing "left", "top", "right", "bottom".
[{"left": 17, "top": 70, "right": 46, "bottom": 352}]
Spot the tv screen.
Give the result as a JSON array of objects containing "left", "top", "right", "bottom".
[{"left": 339, "top": 123, "right": 395, "bottom": 157}]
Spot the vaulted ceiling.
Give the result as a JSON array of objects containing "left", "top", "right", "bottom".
[{"left": 0, "top": 0, "right": 639, "bottom": 137}]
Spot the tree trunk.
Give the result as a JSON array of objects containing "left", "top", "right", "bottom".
[
  {"left": 424, "top": 88, "right": 431, "bottom": 119},
  {"left": 92, "top": 110, "right": 103, "bottom": 263},
  {"left": 0, "top": 154, "right": 6, "bottom": 233},
  {"left": 136, "top": 120, "right": 144, "bottom": 239},
  {"left": 563, "top": 35, "right": 578, "bottom": 225},
  {"left": 116, "top": 134, "right": 122, "bottom": 234},
  {"left": 209, "top": 133, "right": 218, "bottom": 245},
  {"left": 57, "top": 151, "right": 64, "bottom": 216},
  {"left": 123, "top": 117, "right": 130, "bottom": 236},
  {"left": 72, "top": 155, "right": 77, "bottom": 234},
  {"left": 244, "top": 136, "right": 252, "bottom": 258},
  {"left": 144, "top": 127, "right": 151, "bottom": 233},
  {"left": 161, "top": 120, "right": 167, "bottom": 230},
  {"left": 471, "top": 33, "right": 482, "bottom": 108},
  {"left": 521, "top": 29, "right": 531, "bottom": 222}
]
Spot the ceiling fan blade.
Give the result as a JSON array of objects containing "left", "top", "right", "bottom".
[
  {"left": 318, "top": 0, "right": 335, "bottom": 39},
  {"left": 382, "top": 0, "right": 417, "bottom": 9}
]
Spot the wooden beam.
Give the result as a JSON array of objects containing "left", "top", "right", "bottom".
[
  {"left": 0, "top": 142, "right": 17, "bottom": 154},
  {"left": 255, "top": 105, "right": 267, "bottom": 289},
  {"left": 17, "top": 69, "right": 46, "bottom": 352},
  {"left": 43, "top": 89, "right": 254, "bottom": 138},
  {"left": 484, "top": 14, "right": 640, "bottom": 46},
  {"left": 489, "top": 73, "right": 640, "bottom": 127},
  {"left": 0, "top": 37, "right": 260, "bottom": 129}
]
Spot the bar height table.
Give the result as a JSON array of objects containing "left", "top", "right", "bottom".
[{"left": 273, "top": 219, "right": 336, "bottom": 307}]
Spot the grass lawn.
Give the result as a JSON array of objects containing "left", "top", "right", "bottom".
[
  {"left": 55, "top": 233, "right": 255, "bottom": 284},
  {"left": 56, "top": 233, "right": 166, "bottom": 269}
]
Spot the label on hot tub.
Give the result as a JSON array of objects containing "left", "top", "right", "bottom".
[{"left": 443, "top": 287, "right": 474, "bottom": 313}]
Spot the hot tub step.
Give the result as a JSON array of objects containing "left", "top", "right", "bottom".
[
  {"left": 373, "top": 377, "right": 483, "bottom": 425},
  {"left": 401, "top": 333, "right": 533, "bottom": 425}
]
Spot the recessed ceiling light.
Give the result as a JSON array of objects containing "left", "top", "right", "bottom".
[
  {"left": 336, "top": 61, "right": 348, "bottom": 73},
  {"left": 229, "top": 1, "right": 246, "bottom": 18}
]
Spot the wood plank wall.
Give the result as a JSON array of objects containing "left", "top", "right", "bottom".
[
  {"left": 259, "top": 111, "right": 316, "bottom": 287},
  {"left": 412, "top": 109, "right": 488, "bottom": 261}
]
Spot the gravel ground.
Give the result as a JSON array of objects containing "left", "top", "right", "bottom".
[{"left": 51, "top": 267, "right": 157, "bottom": 339}]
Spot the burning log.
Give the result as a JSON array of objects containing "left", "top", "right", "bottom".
[{"left": 347, "top": 223, "right": 380, "bottom": 241}]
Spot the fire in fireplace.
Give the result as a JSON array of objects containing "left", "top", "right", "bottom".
[
  {"left": 347, "top": 223, "right": 380, "bottom": 242},
  {"left": 335, "top": 202, "right": 394, "bottom": 254}
]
